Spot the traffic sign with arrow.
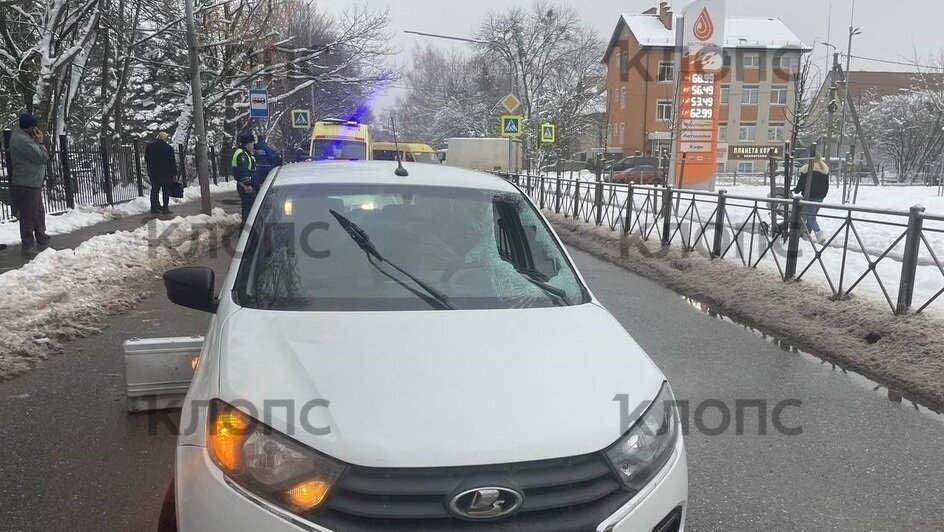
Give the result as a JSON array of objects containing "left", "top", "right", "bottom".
[
  {"left": 500, "top": 115, "right": 523, "bottom": 138},
  {"left": 291, "top": 110, "right": 311, "bottom": 129},
  {"left": 541, "top": 123, "right": 556, "bottom": 144}
]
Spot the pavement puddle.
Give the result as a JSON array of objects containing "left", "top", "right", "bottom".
[{"left": 682, "top": 296, "right": 944, "bottom": 423}]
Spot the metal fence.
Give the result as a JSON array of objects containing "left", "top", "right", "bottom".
[
  {"left": 1, "top": 132, "right": 229, "bottom": 223},
  {"left": 503, "top": 173, "right": 944, "bottom": 316}
]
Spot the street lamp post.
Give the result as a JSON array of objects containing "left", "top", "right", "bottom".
[{"left": 836, "top": 25, "right": 863, "bottom": 204}]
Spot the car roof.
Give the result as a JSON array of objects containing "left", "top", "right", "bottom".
[{"left": 272, "top": 161, "right": 520, "bottom": 192}]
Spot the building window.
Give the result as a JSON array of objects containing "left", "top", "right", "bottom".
[
  {"left": 741, "top": 85, "right": 759, "bottom": 105},
  {"left": 768, "top": 123, "right": 786, "bottom": 142},
  {"left": 656, "top": 100, "right": 673, "bottom": 122},
  {"left": 773, "top": 54, "right": 794, "bottom": 69},
  {"left": 620, "top": 50, "right": 629, "bottom": 77},
  {"left": 720, "top": 85, "right": 730, "bottom": 105},
  {"left": 719, "top": 123, "right": 728, "bottom": 141},
  {"left": 739, "top": 123, "right": 757, "bottom": 142},
  {"left": 658, "top": 61, "right": 674, "bottom": 82},
  {"left": 737, "top": 161, "right": 755, "bottom": 173},
  {"left": 771, "top": 85, "right": 789, "bottom": 105},
  {"left": 743, "top": 53, "right": 760, "bottom": 68},
  {"left": 619, "top": 123, "right": 625, "bottom": 146},
  {"left": 723, "top": 53, "right": 732, "bottom": 67},
  {"left": 620, "top": 87, "right": 627, "bottom": 110}
]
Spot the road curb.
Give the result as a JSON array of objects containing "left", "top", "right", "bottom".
[{"left": 546, "top": 210, "right": 944, "bottom": 414}]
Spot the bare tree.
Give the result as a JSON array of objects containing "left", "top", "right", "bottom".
[
  {"left": 0, "top": 0, "right": 102, "bottom": 138},
  {"left": 860, "top": 91, "right": 944, "bottom": 181},
  {"left": 787, "top": 54, "right": 825, "bottom": 170},
  {"left": 475, "top": 1, "right": 604, "bottom": 169},
  {"left": 393, "top": 46, "right": 511, "bottom": 146}
]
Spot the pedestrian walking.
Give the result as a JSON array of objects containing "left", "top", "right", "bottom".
[
  {"left": 144, "top": 132, "right": 178, "bottom": 215},
  {"left": 9, "top": 114, "right": 50, "bottom": 257},
  {"left": 793, "top": 156, "right": 830, "bottom": 245},
  {"left": 232, "top": 134, "right": 257, "bottom": 224}
]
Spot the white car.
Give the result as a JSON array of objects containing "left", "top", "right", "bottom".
[{"left": 160, "top": 161, "right": 687, "bottom": 532}]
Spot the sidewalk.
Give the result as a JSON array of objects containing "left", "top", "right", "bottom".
[{"left": 0, "top": 191, "right": 240, "bottom": 274}]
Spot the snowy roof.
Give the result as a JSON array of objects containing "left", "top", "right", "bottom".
[
  {"left": 605, "top": 14, "right": 810, "bottom": 60},
  {"left": 723, "top": 17, "right": 809, "bottom": 50}
]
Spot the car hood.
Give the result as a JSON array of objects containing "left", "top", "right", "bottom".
[{"left": 217, "top": 303, "right": 665, "bottom": 468}]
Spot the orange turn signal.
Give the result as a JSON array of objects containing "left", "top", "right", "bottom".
[
  {"left": 208, "top": 405, "right": 251, "bottom": 472},
  {"left": 286, "top": 479, "right": 331, "bottom": 512}
]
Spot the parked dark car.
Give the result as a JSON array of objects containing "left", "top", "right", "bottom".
[
  {"left": 588, "top": 155, "right": 664, "bottom": 179},
  {"left": 613, "top": 165, "right": 664, "bottom": 185},
  {"left": 615, "top": 156, "right": 660, "bottom": 173}
]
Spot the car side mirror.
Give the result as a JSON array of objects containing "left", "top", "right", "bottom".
[{"left": 164, "top": 267, "right": 218, "bottom": 313}]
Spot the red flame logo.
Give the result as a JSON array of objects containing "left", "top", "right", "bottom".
[{"left": 693, "top": 7, "right": 714, "bottom": 42}]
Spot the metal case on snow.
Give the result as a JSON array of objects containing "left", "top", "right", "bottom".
[{"left": 123, "top": 336, "right": 203, "bottom": 412}]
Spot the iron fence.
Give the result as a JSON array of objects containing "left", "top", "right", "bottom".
[
  {"left": 504, "top": 173, "right": 944, "bottom": 316},
  {"left": 1, "top": 132, "right": 230, "bottom": 223}
]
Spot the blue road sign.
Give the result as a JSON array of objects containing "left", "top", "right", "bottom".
[{"left": 249, "top": 89, "right": 269, "bottom": 119}]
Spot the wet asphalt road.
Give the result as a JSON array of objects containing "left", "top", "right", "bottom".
[{"left": 1, "top": 245, "right": 943, "bottom": 531}]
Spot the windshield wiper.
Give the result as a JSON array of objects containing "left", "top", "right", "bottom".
[
  {"left": 329, "top": 209, "right": 456, "bottom": 311},
  {"left": 515, "top": 267, "right": 571, "bottom": 307}
]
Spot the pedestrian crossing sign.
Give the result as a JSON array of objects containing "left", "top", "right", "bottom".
[
  {"left": 541, "top": 123, "right": 556, "bottom": 144},
  {"left": 501, "top": 115, "right": 523, "bottom": 138},
  {"left": 291, "top": 110, "right": 311, "bottom": 129}
]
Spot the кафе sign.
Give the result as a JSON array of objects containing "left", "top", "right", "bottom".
[{"left": 728, "top": 145, "right": 785, "bottom": 160}]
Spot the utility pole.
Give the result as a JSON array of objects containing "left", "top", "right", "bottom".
[
  {"left": 836, "top": 25, "right": 861, "bottom": 203},
  {"left": 824, "top": 53, "right": 840, "bottom": 184},
  {"left": 185, "top": 0, "right": 212, "bottom": 215}
]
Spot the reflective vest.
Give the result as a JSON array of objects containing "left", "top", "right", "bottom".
[{"left": 231, "top": 148, "right": 256, "bottom": 170}]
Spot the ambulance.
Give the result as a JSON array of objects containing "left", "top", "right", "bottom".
[{"left": 309, "top": 119, "right": 371, "bottom": 161}]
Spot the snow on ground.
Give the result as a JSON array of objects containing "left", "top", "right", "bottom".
[
  {"left": 723, "top": 183, "right": 944, "bottom": 215},
  {"left": 0, "top": 181, "right": 237, "bottom": 246},
  {"left": 542, "top": 181, "right": 944, "bottom": 318},
  {"left": 0, "top": 209, "right": 239, "bottom": 379},
  {"left": 718, "top": 185, "right": 944, "bottom": 318}
]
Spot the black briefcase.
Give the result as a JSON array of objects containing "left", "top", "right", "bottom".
[{"left": 168, "top": 181, "right": 185, "bottom": 198}]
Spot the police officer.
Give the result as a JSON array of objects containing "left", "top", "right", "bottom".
[
  {"left": 232, "top": 134, "right": 257, "bottom": 224},
  {"left": 253, "top": 135, "right": 282, "bottom": 186}
]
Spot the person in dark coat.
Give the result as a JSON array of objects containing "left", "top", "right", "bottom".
[
  {"left": 253, "top": 136, "right": 282, "bottom": 186},
  {"left": 232, "top": 134, "right": 257, "bottom": 224},
  {"left": 9, "top": 114, "right": 50, "bottom": 257},
  {"left": 793, "top": 157, "right": 830, "bottom": 244},
  {"left": 144, "top": 132, "right": 178, "bottom": 215}
]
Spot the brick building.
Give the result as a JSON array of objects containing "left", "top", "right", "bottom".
[{"left": 603, "top": 2, "right": 810, "bottom": 173}]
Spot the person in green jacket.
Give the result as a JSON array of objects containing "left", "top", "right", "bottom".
[{"left": 9, "top": 114, "right": 51, "bottom": 257}]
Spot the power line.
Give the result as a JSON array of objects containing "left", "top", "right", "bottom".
[{"left": 845, "top": 54, "right": 940, "bottom": 71}]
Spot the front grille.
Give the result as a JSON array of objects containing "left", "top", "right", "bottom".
[{"left": 304, "top": 452, "right": 633, "bottom": 531}]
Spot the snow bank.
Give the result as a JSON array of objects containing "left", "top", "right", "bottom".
[
  {"left": 548, "top": 183, "right": 944, "bottom": 318},
  {"left": 723, "top": 184, "right": 944, "bottom": 215},
  {"left": 546, "top": 211, "right": 944, "bottom": 411},
  {"left": 0, "top": 181, "right": 237, "bottom": 246},
  {"left": 0, "top": 209, "right": 239, "bottom": 379}
]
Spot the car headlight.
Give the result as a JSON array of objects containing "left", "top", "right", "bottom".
[
  {"left": 604, "top": 383, "right": 679, "bottom": 492},
  {"left": 207, "top": 399, "right": 345, "bottom": 513}
]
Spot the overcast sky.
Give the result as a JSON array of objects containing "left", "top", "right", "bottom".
[{"left": 317, "top": 0, "right": 944, "bottom": 110}]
